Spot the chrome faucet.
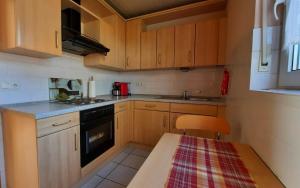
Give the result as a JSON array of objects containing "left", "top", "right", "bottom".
[{"left": 183, "top": 90, "right": 191, "bottom": 100}]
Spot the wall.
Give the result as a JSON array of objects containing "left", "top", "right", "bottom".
[
  {"left": 226, "top": 0, "right": 300, "bottom": 187},
  {"left": 0, "top": 52, "right": 222, "bottom": 105}
]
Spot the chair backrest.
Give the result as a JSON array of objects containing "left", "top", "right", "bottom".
[{"left": 176, "top": 115, "right": 230, "bottom": 136}]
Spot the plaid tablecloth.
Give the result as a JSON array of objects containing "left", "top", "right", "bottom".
[{"left": 165, "top": 135, "right": 256, "bottom": 188}]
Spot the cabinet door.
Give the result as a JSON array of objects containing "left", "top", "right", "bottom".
[
  {"left": 115, "top": 16, "right": 126, "bottom": 69},
  {"left": 141, "top": 30, "right": 157, "bottom": 69},
  {"left": 195, "top": 19, "right": 219, "bottom": 66},
  {"left": 100, "top": 16, "right": 116, "bottom": 66},
  {"left": 126, "top": 19, "right": 143, "bottom": 70},
  {"left": 15, "top": 0, "right": 62, "bottom": 56},
  {"left": 175, "top": 23, "right": 195, "bottom": 67},
  {"left": 218, "top": 18, "right": 227, "bottom": 65},
  {"left": 38, "top": 126, "right": 80, "bottom": 188},
  {"left": 134, "top": 110, "right": 169, "bottom": 146},
  {"left": 115, "top": 109, "right": 131, "bottom": 148},
  {"left": 157, "top": 26, "right": 175, "bottom": 68}
]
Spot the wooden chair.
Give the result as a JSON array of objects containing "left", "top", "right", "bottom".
[{"left": 176, "top": 115, "right": 230, "bottom": 139}]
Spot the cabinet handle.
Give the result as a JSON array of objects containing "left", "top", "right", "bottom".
[
  {"left": 145, "top": 104, "right": 156, "bottom": 108},
  {"left": 188, "top": 50, "right": 192, "bottom": 63},
  {"left": 52, "top": 120, "right": 71, "bottom": 127},
  {"left": 116, "top": 117, "right": 119, "bottom": 130},
  {"left": 74, "top": 133, "right": 77, "bottom": 151},
  {"left": 126, "top": 57, "right": 129, "bottom": 67},
  {"left": 55, "top": 30, "right": 59, "bottom": 49},
  {"left": 158, "top": 54, "right": 162, "bottom": 65},
  {"left": 163, "top": 116, "right": 167, "bottom": 128}
]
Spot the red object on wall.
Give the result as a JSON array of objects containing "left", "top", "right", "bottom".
[{"left": 221, "top": 69, "right": 230, "bottom": 96}]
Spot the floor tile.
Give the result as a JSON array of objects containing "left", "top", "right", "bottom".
[
  {"left": 106, "top": 165, "right": 137, "bottom": 186},
  {"left": 81, "top": 176, "right": 103, "bottom": 188},
  {"left": 132, "top": 148, "right": 151, "bottom": 158},
  {"left": 122, "top": 144, "right": 135, "bottom": 154},
  {"left": 96, "top": 179, "right": 125, "bottom": 188},
  {"left": 121, "top": 154, "right": 145, "bottom": 169},
  {"left": 112, "top": 152, "right": 129, "bottom": 163},
  {"left": 96, "top": 162, "right": 118, "bottom": 178}
]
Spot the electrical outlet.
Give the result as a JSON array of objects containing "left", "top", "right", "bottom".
[{"left": 1, "top": 81, "right": 20, "bottom": 89}]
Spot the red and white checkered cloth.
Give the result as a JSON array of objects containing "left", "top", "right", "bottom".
[{"left": 165, "top": 135, "right": 256, "bottom": 188}]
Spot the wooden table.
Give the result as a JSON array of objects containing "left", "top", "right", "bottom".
[{"left": 128, "top": 133, "right": 284, "bottom": 188}]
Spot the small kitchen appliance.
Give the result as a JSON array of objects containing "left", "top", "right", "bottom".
[{"left": 112, "top": 82, "right": 130, "bottom": 96}]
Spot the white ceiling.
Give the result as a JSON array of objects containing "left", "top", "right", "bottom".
[{"left": 104, "top": 0, "right": 204, "bottom": 19}]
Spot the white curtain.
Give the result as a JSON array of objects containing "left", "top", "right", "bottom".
[{"left": 283, "top": 0, "right": 300, "bottom": 50}]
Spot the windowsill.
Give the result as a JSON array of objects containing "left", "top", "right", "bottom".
[{"left": 253, "top": 88, "right": 300, "bottom": 96}]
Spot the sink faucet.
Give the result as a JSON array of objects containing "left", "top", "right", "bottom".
[{"left": 183, "top": 90, "right": 191, "bottom": 100}]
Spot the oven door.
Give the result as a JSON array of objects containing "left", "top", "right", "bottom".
[{"left": 80, "top": 115, "right": 114, "bottom": 167}]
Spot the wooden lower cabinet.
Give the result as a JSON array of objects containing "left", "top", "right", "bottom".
[
  {"left": 134, "top": 109, "right": 170, "bottom": 146},
  {"left": 115, "top": 109, "right": 131, "bottom": 148},
  {"left": 37, "top": 125, "right": 81, "bottom": 188}
]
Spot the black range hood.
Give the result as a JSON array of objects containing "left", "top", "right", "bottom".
[{"left": 62, "top": 8, "right": 109, "bottom": 56}]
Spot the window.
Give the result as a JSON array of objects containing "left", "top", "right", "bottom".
[{"left": 277, "top": 0, "right": 300, "bottom": 87}]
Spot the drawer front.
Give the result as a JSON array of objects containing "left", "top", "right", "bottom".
[
  {"left": 37, "top": 112, "right": 80, "bottom": 137},
  {"left": 115, "top": 102, "right": 129, "bottom": 113},
  {"left": 134, "top": 101, "right": 170, "bottom": 111},
  {"left": 170, "top": 103, "right": 218, "bottom": 116}
]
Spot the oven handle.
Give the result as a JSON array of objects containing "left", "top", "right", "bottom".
[{"left": 80, "top": 115, "right": 114, "bottom": 127}]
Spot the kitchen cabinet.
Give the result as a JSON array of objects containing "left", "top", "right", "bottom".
[
  {"left": 157, "top": 26, "right": 175, "bottom": 68},
  {"left": 134, "top": 109, "right": 170, "bottom": 146},
  {"left": 2, "top": 111, "right": 80, "bottom": 188},
  {"left": 174, "top": 23, "right": 195, "bottom": 67},
  {"left": 126, "top": 19, "right": 143, "bottom": 70},
  {"left": 115, "top": 102, "right": 132, "bottom": 148},
  {"left": 218, "top": 18, "right": 227, "bottom": 65},
  {"left": 0, "top": 0, "right": 62, "bottom": 58},
  {"left": 38, "top": 125, "right": 80, "bottom": 188},
  {"left": 141, "top": 30, "right": 157, "bottom": 70},
  {"left": 85, "top": 15, "right": 126, "bottom": 70},
  {"left": 195, "top": 19, "right": 219, "bottom": 67}
]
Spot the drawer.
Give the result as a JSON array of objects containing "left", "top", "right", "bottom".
[
  {"left": 115, "top": 102, "right": 129, "bottom": 113},
  {"left": 37, "top": 112, "right": 79, "bottom": 137},
  {"left": 170, "top": 103, "right": 218, "bottom": 116},
  {"left": 134, "top": 101, "right": 170, "bottom": 111}
]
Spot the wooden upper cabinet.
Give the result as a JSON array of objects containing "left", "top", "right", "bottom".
[
  {"left": 174, "top": 23, "right": 195, "bottom": 67},
  {"left": 157, "top": 27, "right": 175, "bottom": 68},
  {"left": 0, "top": 0, "right": 62, "bottom": 58},
  {"left": 126, "top": 19, "right": 143, "bottom": 70},
  {"left": 195, "top": 19, "right": 219, "bottom": 67},
  {"left": 141, "top": 30, "right": 157, "bottom": 70},
  {"left": 218, "top": 18, "right": 227, "bottom": 65},
  {"left": 115, "top": 16, "right": 126, "bottom": 69}
]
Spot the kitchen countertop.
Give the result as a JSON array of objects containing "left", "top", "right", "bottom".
[{"left": 0, "top": 95, "right": 225, "bottom": 119}]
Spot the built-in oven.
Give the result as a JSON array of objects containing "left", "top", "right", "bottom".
[{"left": 80, "top": 105, "right": 114, "bottom": 167}]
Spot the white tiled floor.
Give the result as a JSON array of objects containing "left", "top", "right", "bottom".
[{"left": 81, "top": 144, "right": 151, "bottom": 188}]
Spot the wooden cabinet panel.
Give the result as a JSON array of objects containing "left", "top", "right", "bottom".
[
  {"left": 174, "top": 23, "right": 195, "bottom": 67},
  {"left": 157, "top": 26, "right": 175, "bottom": 68},
  {"left": 126, "top": 19, "right": 143, "bottom": 70},
  {"left": 115, "top": 16, "right": 126, "bottom": 69},
  {"left": 170, "top": 103, "right": 218, "bottom": 116},
  {"left": 37, "top": 112, "right": 79, "bottom": 138},
  {"left": 115, "top": 102, "right": 129, "bottom": 113},
  {"left": 115, "top": 109, "right": 131, "bottom": 148},
  {"left": 141, "top": 30, "right": 157, "bottom": 69},
  {"left": 134, "top": 101, "right": 170, "bottom": 111},
  {"left": 195, "top": 19, "right": 219, "bottom": 66},
  {"left": 38, "top": 126, "right": 80, "bottom": 188},
  {"left": 218, "top": 18, "right": 227, "bottom": 65},
  {"left": 0, "top": 0, "right": 62, "bottom": 57},
  {"left": 134, "top": 110, "right": 169, "bottom": 146}
]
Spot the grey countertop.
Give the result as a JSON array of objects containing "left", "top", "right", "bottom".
[{"left": 0, "top": 95, "right": 225, "bottom": 119}]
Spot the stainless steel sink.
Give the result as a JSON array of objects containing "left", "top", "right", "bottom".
[{"left": 157, "top": 95, "right": 219, "bottom": 102}]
